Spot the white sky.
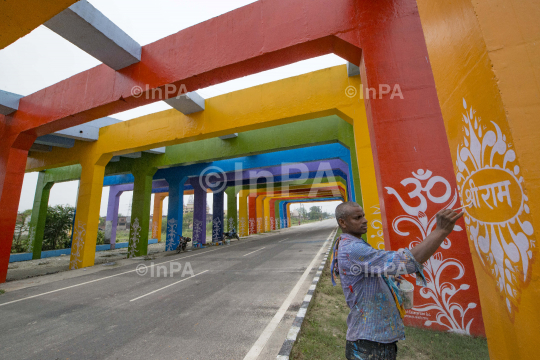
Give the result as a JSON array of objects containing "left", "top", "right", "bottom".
[{"left": 2, "top": 0, "right": 343, "bottom": 217}]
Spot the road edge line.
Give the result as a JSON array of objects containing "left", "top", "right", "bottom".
[{"left": 275, "top": 227, "right": 338, "bottom": 360}]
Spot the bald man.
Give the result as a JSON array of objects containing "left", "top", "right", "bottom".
[{"left": 331, "top": 201, "right": 463, "bottom": 360}]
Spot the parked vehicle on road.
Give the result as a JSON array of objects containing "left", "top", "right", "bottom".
[
  {"left": 222, "top": 228, "right": 240, "bottom": 242},
  {"left": 176, "top": 236, "right": 192, "bottom": 253}
]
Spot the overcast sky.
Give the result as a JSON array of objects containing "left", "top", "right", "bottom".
[{"left": 1, "top": 0, "right": 345, "bottom": 217}]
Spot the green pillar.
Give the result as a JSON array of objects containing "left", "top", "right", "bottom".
[
  {"left": 28, "top": 172, "right": 54, "bottom": 259},
  {"left": 225, "top": 187, "right": 238, "bottom": 232},
  {"left": 127, "top": 167, "right": 157, "bottom": 258}
]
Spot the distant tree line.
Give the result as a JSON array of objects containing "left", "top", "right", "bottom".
[{"left": 12, "top": 205, "right": 84, "bottom": 253}]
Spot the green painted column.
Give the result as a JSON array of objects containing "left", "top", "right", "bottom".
[
  {"left": 225, "top": 187, "right": 238, "bottom": 232},
  {"left": 128, "top": 166, "right": 157, "bottom": 258},
  {"left": 28, "top": 172, "right": 54, "bottom": 259}
]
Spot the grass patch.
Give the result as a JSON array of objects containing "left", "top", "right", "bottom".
[
  {"left": 0, "top": 289, "right": 5, "bottom": 295},
  {"left": 291, "top": 230, "right": 489, "bottom": 360}
]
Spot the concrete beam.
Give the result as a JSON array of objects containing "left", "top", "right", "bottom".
[
  {"left": 109, "top": 149, "right": 163, "bottom": 163},
  {"left": 44, "top": 0, "right": 141, "bottom": 70},
  {"left": 164, "top": 92, "right": 205, "bottom": 115},
  {"left": 347, "top": 62, "right": 360, "bottom": 77},
  {"left": 144, "top": 147, "right": 166, "bottom": 154},
  {"left": 120, "top": 152, "right": 142, "bottom": 159},
  {"left": 0, "top": 90, "right": 23, "bottom": 115},
  {"left": 29, "top": 144, "right": 53, "bottom": 153},
  {"left": 219, "top": 133, "right": 238, "bottom": 140},
  {"left": 54, "top": 117, "right": 121, "bottom": 141},
  {"left": 34, "top": 135, "right": 75, "bottom": 149}
]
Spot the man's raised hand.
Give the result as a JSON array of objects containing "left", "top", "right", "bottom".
[{"left": 435, "top": 209, "right": 464, "bottom": 236}]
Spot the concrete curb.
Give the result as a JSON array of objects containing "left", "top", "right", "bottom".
[{"left": 276, "top": 227, "right": 338, "bottom": 360}]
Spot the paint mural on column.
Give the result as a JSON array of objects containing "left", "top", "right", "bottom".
[
  {"left": 193, "top": 219, "right": 203, "bottom": 244},
  {"left": 69, "top": 221, "right": 86, "bottom": 269},
  {"left": 368, "top": 205, "right": 385, "bottom": 250},
  {"left": 248, "top": 218, "right": 256, "bottom": 235},
  {"left": 228, "top": 217, "right": 235, "bottom": 232},
  {"left": 128, "top": 218, "right": 141, "bottom": 258},
  {"left": 152, "top": 222, "right": 158, "bottom": 239},
  {"left": 239, "top": 218, "right": 247, "bottom": 237},
  {"left": 212, "top": 217, "right": 221, "bottom": 241},
  {"left": 456, "top": 99, "right": 536, "bottom": 316},
  {"left": 166, "top": 218, "right": 177, "bottom": 251},
  {"left": 385, "top": 170, "right": 480, "bottom": 334}
]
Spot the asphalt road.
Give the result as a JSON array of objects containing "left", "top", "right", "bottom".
[{"left": 0, "top": 220, "right": 337, "bottom": 360}]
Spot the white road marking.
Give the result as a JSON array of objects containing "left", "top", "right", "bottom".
[
  {"left": 243, "top": 247, "right": 266, "bottom": 257},
  {"left": 129, "top": 270, "right": 209, "bottom": 302},
  {"left": 242, "top": 228, "right": 336, "bottom": 360},
  {"left": 0, "top": 248, "right": 220, "bottom": 307},
  {"left": 277, "top": 238, "right": 288, "bottom": 243}
]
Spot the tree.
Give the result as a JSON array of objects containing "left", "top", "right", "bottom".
[
  {"left": 308, "top": 206, "right": 322, "bottom": 220},
  {"left": 183, "top": 212, "right": 194, "bottom": 230},
  {"left": 43, "top": 205, "right": 75, "bottom": 250},
  {"left": 11, "top": 209, "right": 32, "bottom": 253},
  {"left": 298, "top": 207, "right": 308, "bottom": 220}
]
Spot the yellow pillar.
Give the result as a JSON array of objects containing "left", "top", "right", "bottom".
[
  {"left": 256, "top": 195, "right": 264, "bottom": 234},
  {"left": 264, "top": 197, "right": 272, "bottom": 232},
  {"left": 351, "top": 100, "right": 385, "bottom": 250},
  {"left": 287, "top": 203, "right": 293, "bottom": 227},
  {"left": 152, "top": 193, "right": 168, "bottom": 241},
  {"left": 238, "top": 191, "right": 248, "bottom": 237},
  {"left": 415, "top": 0, "right": 540, "bottom": 356},
  {"left": 70, "top": 155, "right": 111, "bottom": 269}
]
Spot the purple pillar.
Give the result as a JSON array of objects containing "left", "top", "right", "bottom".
[
  {"left": 190, "top": 177, "right": 208, "bottom": 245},
  {"left": 105, "top": 186, "right": 123, "bottom": 249},
  {"left": 212, "top": 189, "right": 225, "bottom": 242}
]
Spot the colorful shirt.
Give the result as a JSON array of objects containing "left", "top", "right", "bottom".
[{"left": 331, "top": 233, "right": 426, "bottom": 343}]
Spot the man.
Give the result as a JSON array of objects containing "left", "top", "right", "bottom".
[{"left": 331, "top": 201, "right": 463, "bottom": 360}]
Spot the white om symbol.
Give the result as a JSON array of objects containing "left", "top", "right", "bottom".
[{"left": 385, "top": 169, "right": 451, "bottom": 217}]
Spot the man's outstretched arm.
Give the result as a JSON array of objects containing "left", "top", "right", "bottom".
[{"left": 410, "top": 209, "right": 464, "bottom": 264}]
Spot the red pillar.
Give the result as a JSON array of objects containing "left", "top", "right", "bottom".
[
  {"left": 346, "top": 1, "right": 484, "bottom": 335},
  {"left": 248, "top": 196, "right": 257, "bottom": 235},
  {"left": 0, "top": 129, "right": 35, "bottom": 282}
]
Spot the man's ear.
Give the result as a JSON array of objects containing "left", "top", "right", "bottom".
[{"left": 338, "top": 218, "right": 346, "bottom": 229}]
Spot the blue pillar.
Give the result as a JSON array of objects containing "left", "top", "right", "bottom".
[
  {"left": 280, "top": 201, "right": 288, "bottom": 228},
  {"left": 165, "top": 176, "right": 187, "bottom": 251},
  {"left": 191, "top": 177, "right": 208, "bottom": 245},
  {"left": 212, "top": 189, "right": 225, "bottom": 242}
]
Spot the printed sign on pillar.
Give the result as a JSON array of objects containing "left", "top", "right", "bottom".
[
  {"left": 385, "top": 169, "right": 484, "bottom": 335},
  {"left": 456, "top": 99, "right": 536, "bottom": 317}
]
